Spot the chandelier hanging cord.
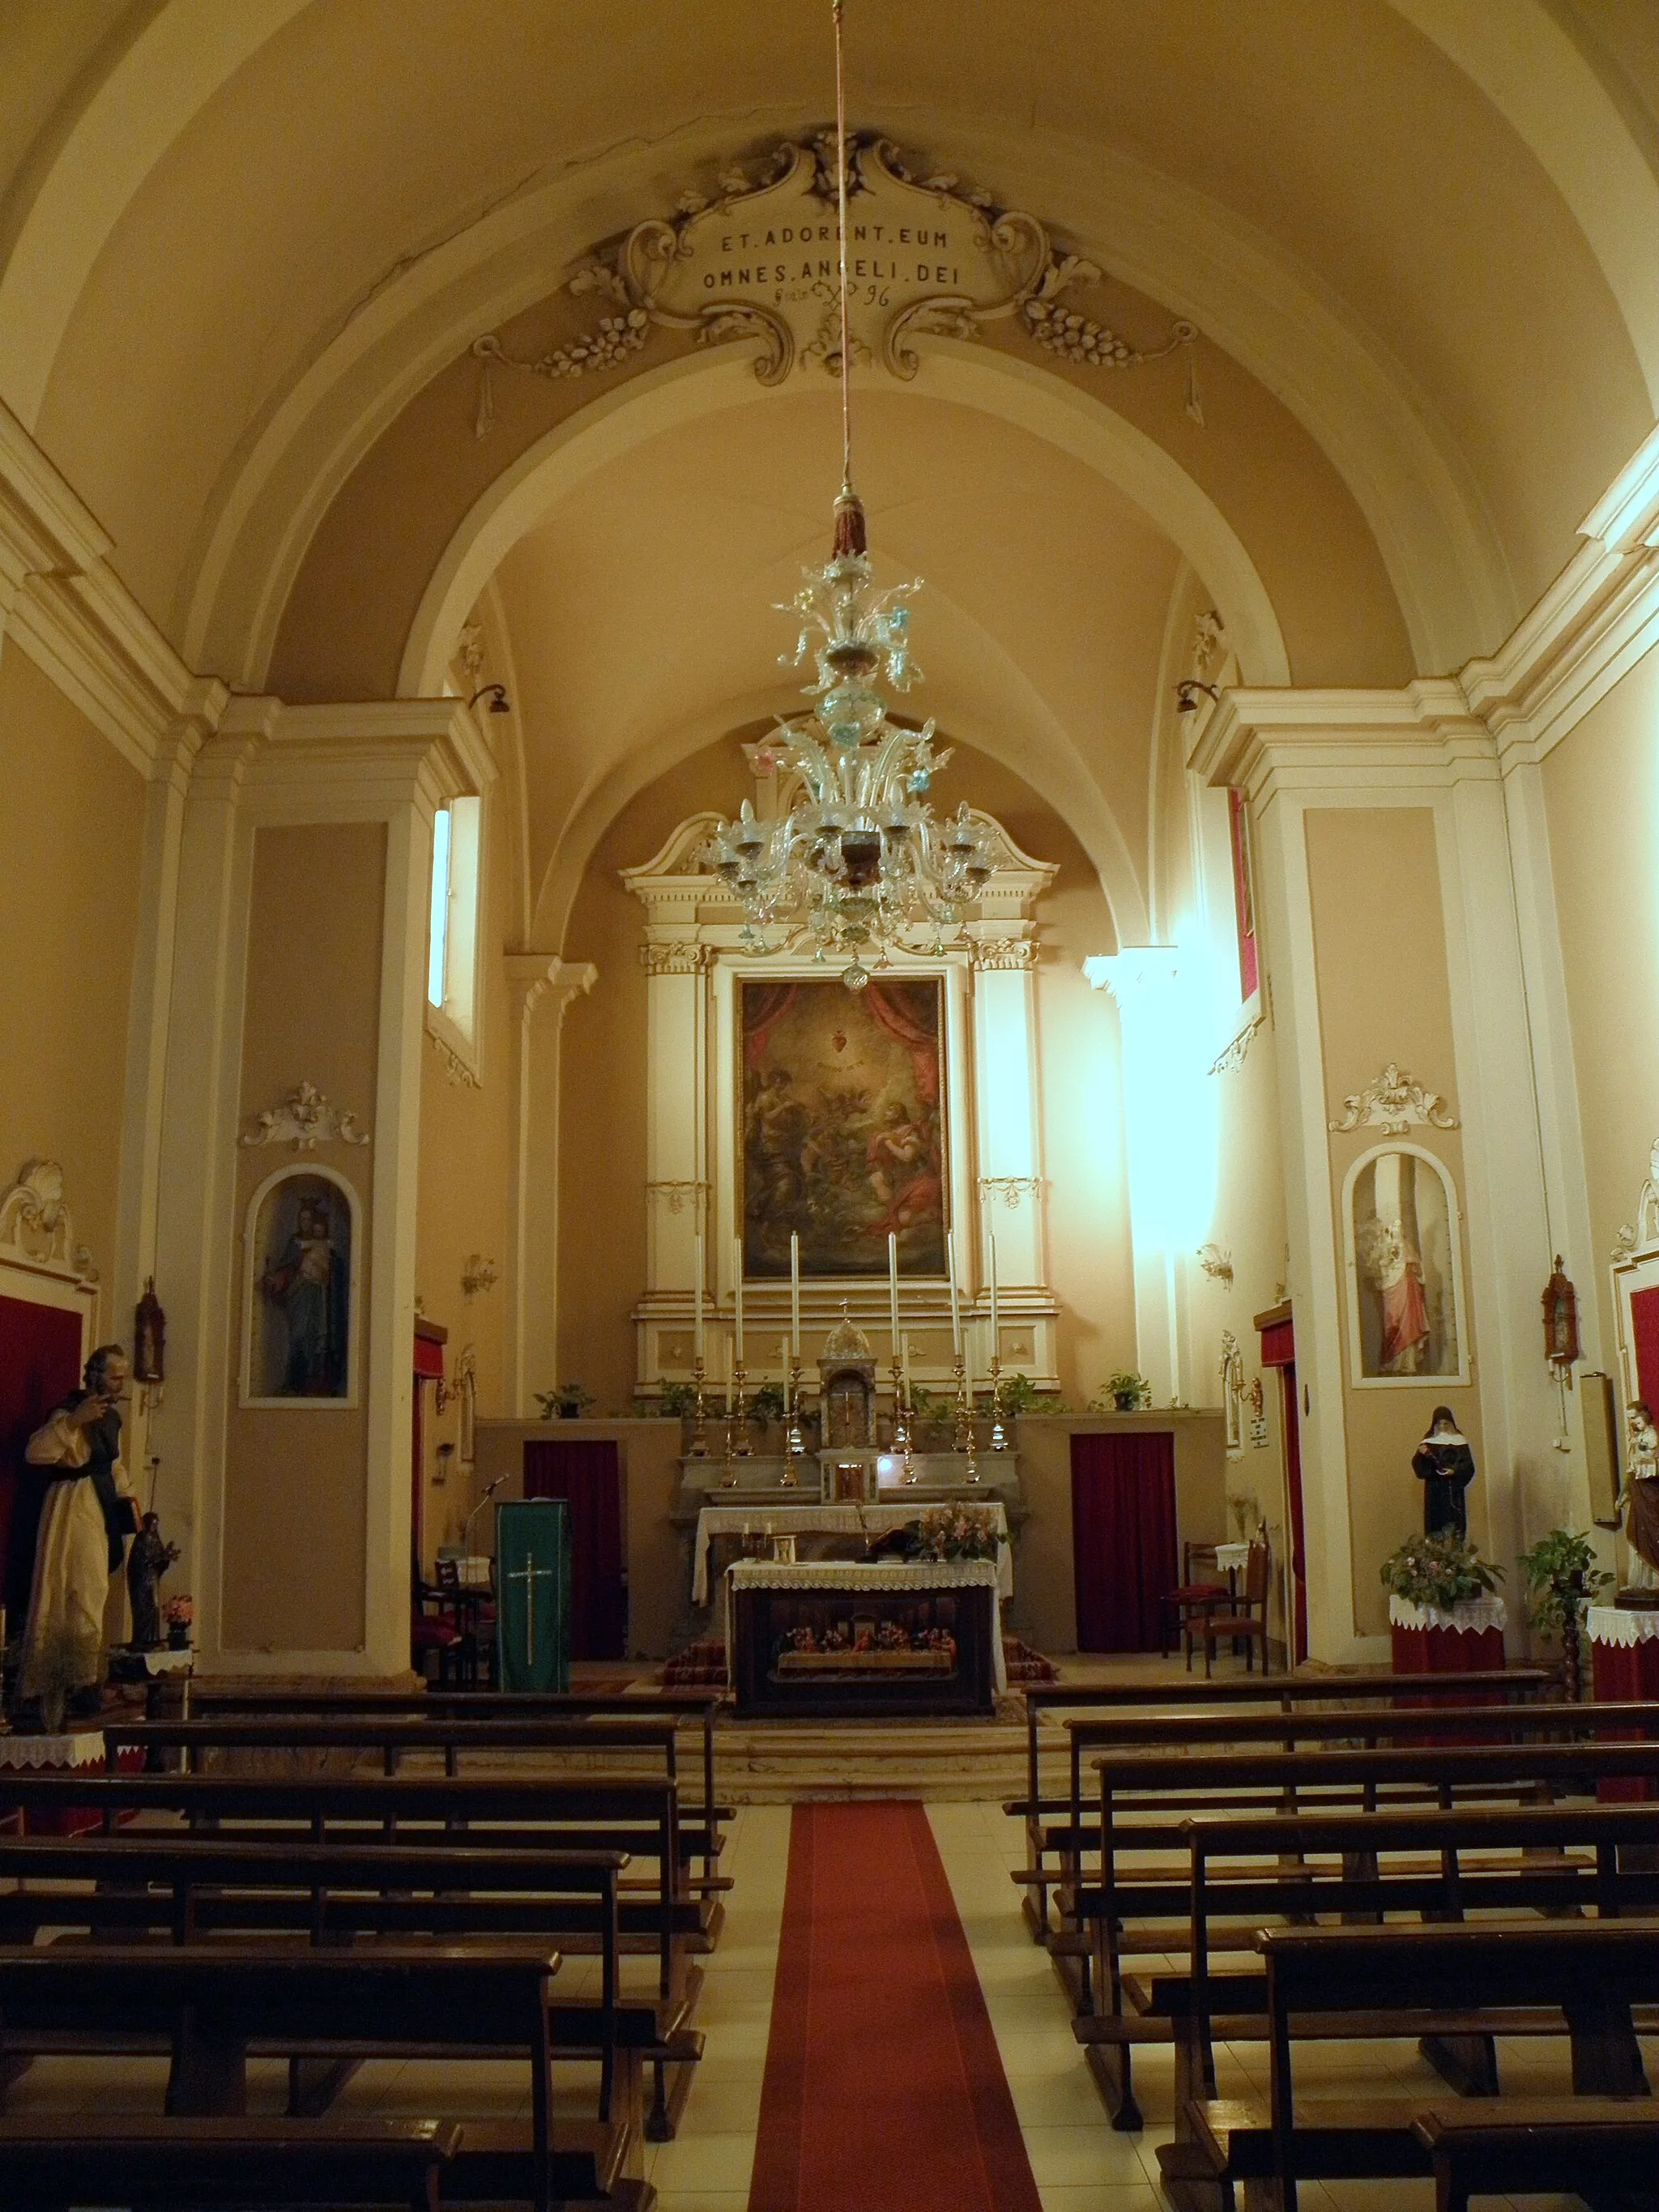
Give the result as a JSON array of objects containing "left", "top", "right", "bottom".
[{"left": 831, "top": 0, "right": 865, "bottom": 558}]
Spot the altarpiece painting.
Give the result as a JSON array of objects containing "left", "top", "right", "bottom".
[
  {"left": 741, "top": 978, "right": 946, "bottom": 1277},
  {"left": 243, "top": 1167, "right": 356, "bottom": 1405},
  {"left": 1345, "top": 1144, "right": 1465, "bottom": 1384}
]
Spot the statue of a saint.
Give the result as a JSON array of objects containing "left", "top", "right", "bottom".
[
  {"left": 1620, "top": 1400, "right": 1659, "bottom": 1594},
  {"left": 125, "top": 1511, "right": 180, "bottom": 1650},
  {"left": 1412, "top": 1405, "right": 1476, "bottom": 1538}
]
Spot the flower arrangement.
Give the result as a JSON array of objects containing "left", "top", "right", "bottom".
[
  {"left": 164, "top": 1594, "right": 194, "bottom": 1627},
  {"left": 1379, "top": 1530, "right": 1503, "bottom": 1611},
  {"left": 904, "top": 1506, "right": 1003, "bottom": 1563},
  {"left": 536, "top": 1382, "right": 595, "bottom": 1418}
]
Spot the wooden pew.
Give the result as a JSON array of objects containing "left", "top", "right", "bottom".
[
  {"left": 0, "top": 1831, "right": 638, "bottom": 2133},
  {"left": 1080, "top": 1799, "right": 1659, "bottom": 2135},
  {"left": 0, "top": 1767, "right": 703, "bottom": 2138},
  {"left": 0, "top": 2116, "right": 462, "bottom": 2212},
  {"left": 1057, "top": 1740, "right": 1659, "bottom": 2127},
  {"left": 1030, "top": 1706, "right": 1659, "bottom": 2010},
  {"left": 188, "top": 1689, "right": 728, "bottom": 1886},
  {"left": 1410, "top": 2105, "right": 1659, "bottom": 2212},
  {"left": 1011, "top": 1669, "right": 1551, "bottom": 1941},
  {"left": 0, "top": 1941, "right": 644, "bottom": 2212},
  {"left": 1182, "top": 1921, "right": 1659, "bottom": 2212}
]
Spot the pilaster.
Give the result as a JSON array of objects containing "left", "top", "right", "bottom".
[{"left": 505, "top": 954, "right": 597, "bottom": 1414}]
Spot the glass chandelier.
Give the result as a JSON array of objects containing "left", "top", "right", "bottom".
[{"left": 706, "top": 1, "right": 995, "bottom": 991}]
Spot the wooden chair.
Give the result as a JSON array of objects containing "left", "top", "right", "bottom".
[
  {"left": 411, "top": 1588, "right": 463, "bottom": 1688},
  {"left": 435, "top": 1555, "right": 497, "bottom": 1688},
  {"left": 1200, "top": 1540, "right": 1270, "bottom": 1677},
  {"left": 1161, "top": 1541, "right": 1229, "bottom": 1665}
]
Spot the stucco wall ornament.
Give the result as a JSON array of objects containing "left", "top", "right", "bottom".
[
  {"left": 646, "top": 1181, "right": 710, "bottom": 1217},
  {"left": 1327, "top": 1063, "right": 1459, "bottom": 1136},
  {"left": 429, "top": 1031, "right": 481, "bottom": 1089},
  {"left": 0, "top": 1158, "right": 99, "bottom": 1282},
  {"left": 979, "top": 1176, "right": 1040, "bottom": 1209},
  {"left": 1196, "top": 1242, "right": 1235, "bottom": 1286},
  {"left": 471, "top": 132, "right": 1201, "bottom": 434},
  {"left": 1612, "top": 1138, "right": 1659, "bottom": 1262},
  {"left": 238, "top": 1080, "right": 371, "bottom": 1150},
  {"left": 1209, "top": 1010, "right": 1264, "bottom": 1076}
]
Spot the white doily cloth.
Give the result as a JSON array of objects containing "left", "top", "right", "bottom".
[
  {"left": 0, "top": 1728, "right": 109, "bottom": 1771},
  {"left": 1586, "top": 1605, "right": 1659, "bottom": 1647},
  {"left": 724, "top": 1558, "right": 1005, "bottom": 1691},
  {"left": 1214, "top": 1542, "right": 1252, "bottom": 1575},
  {"left": 1388, "top": 1592, "right": 1508, "bottom": 1634},
  {"left": 693, "top": 1502, "right": 1011, "bottom": 1605}
]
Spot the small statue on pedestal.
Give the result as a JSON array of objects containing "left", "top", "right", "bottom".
[
  {"left": 1413, "top": 1406, "right": 1476, "bottom": 1539},
  {"left": 1621, "top": 1401, "right": 1659, "bottom": 1596},
  {"left": 125, "top": 1511, "right": 180, "bottom": 1651}
]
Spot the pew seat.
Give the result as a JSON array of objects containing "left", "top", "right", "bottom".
[
  {"left": 1412, "top": 2104, "right": 1659, "bottom": 2211},
  {"left": 0, "top": 2115, "right": 461, "bottom": 2212}
]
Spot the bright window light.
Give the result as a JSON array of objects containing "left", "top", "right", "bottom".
[{"left": 428, "top": 806, "right": 452, "bottom": 1008}]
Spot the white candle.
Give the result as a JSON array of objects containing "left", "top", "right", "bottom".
[
  {"left": 889, "top": 1230, "right": 901, "bottom": 1359},
  {"left": 693, "top": 1234, "right": 705, "bottom": 1361},
  {"left": 733, "top": 1237, "right": 744, "bottom": 1362},
  {"left": 790, "top": 1232, "right": 801, "bottom": 1359},
  {"left": 988, "top": 1233, "right": 1000, "bottom": 1361},
  {"left": 947, "top": 1230, "right": 962, "bottom": 1354}
]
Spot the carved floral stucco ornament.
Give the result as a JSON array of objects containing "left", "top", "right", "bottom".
[
  {"left": 238, "top": 1080, "right": 371, "bottom": 1151},
  {"left": 0, "top": 1157, "right": 99, "bottom": 1282},
  {"left": 471, "top": 132, "right": 1201, "bottom": 433},
  {"left": 1327, "top": 1063, "right": 1459, "bottom": 1136}
]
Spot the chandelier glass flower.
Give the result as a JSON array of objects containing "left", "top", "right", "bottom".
[{"left": 706, "top": 0, "right": 995, "bottom": 991}]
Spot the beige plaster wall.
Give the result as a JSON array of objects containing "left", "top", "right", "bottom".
[
  {"left": 553, "top": 737, "right": 1134, "bottom": 1417},
  {"left": 1306, "top": 808, "right": 1486, "bottom": 1636},
  {"left": 1543, "top": 641, "right": 1659, "bottom": 1365},
  {"left": 413, "top": 786, "right": 515, "bottom": 1569},
  {"left": 0, "top": 646, "right": 144, "bottom": 1280},
  {"left": 223, "top": 821, "right": 385, "bottom": 1654}
]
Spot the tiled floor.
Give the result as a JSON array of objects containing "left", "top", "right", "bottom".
[{"left": 0, "top": 1797, "right": 1623, "bottom": 2210}]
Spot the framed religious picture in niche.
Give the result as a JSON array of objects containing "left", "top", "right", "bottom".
[
  {"left": 1341, "top": 1143, "right": 1469, "bottom": 1387},
  {"left": 240, "top": 1164, "right": 360, "bottom": 1408},
  {"left": 740, "top": 975, "right": 947, "bottom": 1279}
]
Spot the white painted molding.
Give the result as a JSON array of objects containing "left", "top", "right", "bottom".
[{"left": 0, "top": 399, "right": 222, "bottom": 775}]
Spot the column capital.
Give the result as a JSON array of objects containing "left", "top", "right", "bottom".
[
  {"left": 1084, "top": 947, "right": 1182, "bottom": 1011},
  {"left": 505, "top": 954, "right": 597, "bottom": 1027}
]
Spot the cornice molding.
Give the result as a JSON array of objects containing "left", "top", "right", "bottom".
[
  {"left": 1189, "top": 422, "right": 1659, "bottom": 801},
  {"left": 0, "top": 398, "right": 223, "bottom": 776},
  {"left": 218, "top": 693, "right": 498, "bottom": 805}
]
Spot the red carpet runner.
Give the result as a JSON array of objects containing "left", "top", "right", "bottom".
[{"left": 748, "top": 1801, "right": 1043, "bottom": 2211}]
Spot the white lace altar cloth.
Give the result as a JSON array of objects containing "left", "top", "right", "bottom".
[
  {"left": 0, "top": 1728, "right": 108, "bottom": 1770},
  {"left": 1388, "top": 1592, "right": 1508, "bottom": 1634},
  {"left": 693, "top": 1502, "right": 1011, "bottom": 1605},
  {"left": 1587, "top": 1605, "right": 1659, "bottom": 1647},
  {"left": 723, "top": 1558, "right": 1006, "bottom": 1691}
]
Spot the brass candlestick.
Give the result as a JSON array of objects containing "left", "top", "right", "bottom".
[
  {"left": 781, "top": 1362, "right": 804, "bottom": 1488},
  {"left": 689, "top": 1357, "right": 709, "bottom": 1459},
  {"left": 952, "top": 1353, "right": 979, "bottom": 1484},
  {"left": 731, "top": 1362, "right": 753, "bottom": 1456},
  {"left": 987, "top": 1354, "right": 1009, "bottom": 1453},
  {"left": 891, "top": 1358, "right": 917, "bottom": 1485}
]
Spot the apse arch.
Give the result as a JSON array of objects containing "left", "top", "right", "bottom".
[{"left": 398, "top": 342, "right": 1291, "bottom": 704}]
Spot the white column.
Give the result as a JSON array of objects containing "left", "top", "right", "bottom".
[
  {"left": 505, "top": 954, "right": 596, "bottom": 1414},
  {"left": 969, "top": 937, "right": 1049, "bottom": 1379},
  {"left": 642, "top": 938, "right": 708, "bottom": 1376}
]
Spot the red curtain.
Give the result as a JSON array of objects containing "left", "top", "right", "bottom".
[
  {"left": 0, "top": 1295, "right": 84, "bottom": 1618},
  {"left": 1069, "top": 1432, "right": 1178, "bottom": 1653},
  {"left": 742, "top": 982, "right": 800, "bottom": 1068},
  {"left": 522, "top": 1439, "right": 625, "bottom": 1660},
  {"left": 864, "top": 979, "right": 940, "bottom": 1104},
  {"left": 1631, "top": 1285, "right": 1659, "bottom": 1411}
]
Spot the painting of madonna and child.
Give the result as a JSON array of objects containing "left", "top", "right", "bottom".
[
  {"left": 741, "top": 978, "right": 946, "bottom": 1277},
  {"left": 1349, "top": 1146, "right": 1463, "bottom": 1382}
]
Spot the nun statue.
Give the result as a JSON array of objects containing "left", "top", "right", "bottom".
[{"left": 1413, "top": 1407, "right": 1476, "bottom": 1538}]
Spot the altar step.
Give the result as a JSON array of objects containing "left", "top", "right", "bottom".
[{"left": 712, "top": 1716, "right": 1028, "bottom": 1802}]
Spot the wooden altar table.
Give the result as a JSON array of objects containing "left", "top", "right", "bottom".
[
  {"left": 692, "top": 1501, "right": 1012, "bottom": 1605},
  {"left": 724, "top": 1560, "right": 1003, "bottom": 1719}
]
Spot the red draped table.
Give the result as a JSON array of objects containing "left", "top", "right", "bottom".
[
  {"left": 1587, "top": 1604, "right": 1659, "bottom": 1801},
  {"left": 1388, "top": 1592, "right": 1508, "bottom": 1674}
]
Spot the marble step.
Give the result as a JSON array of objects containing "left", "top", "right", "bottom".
[{"left": 712, "top": 1720, "right": 1028, "bottom": 1801}]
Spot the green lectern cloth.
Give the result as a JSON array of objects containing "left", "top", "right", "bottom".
[{"left": 495, "top": 1498, "right": 570, "bottom": 1692}]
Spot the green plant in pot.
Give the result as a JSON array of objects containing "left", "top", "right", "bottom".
[
  {"left": 1516, "top": 1527, "right": 1611, "bottom": 1702},
  {"left": 535, "top": 1383, "right": 594, "bottom": 1421},
  {"left": 748, "top": 1383, "right": 787, "bottom": 1424},
  {"left": 1379, "top": 1528, "right": 1503, "bottom": 1611},
  {"left": 1098, "top": 1370, "right": 1150, "bottom": 1413}
]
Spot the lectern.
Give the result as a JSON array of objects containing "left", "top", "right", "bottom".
[{"left": 494, "top": 1498, "right": 571, "bottom": 1692}]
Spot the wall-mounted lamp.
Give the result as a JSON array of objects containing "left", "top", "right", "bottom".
[
  {"left": 468, "top": 684, "right": 510, "bottom": 714},
  {"left": 1175, "top": 680, "right": 1220, "bottom": 714}
]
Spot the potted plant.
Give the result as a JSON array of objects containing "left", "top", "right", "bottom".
[
  {"left": 1379, "top": 1529, "right": 1503, "bottom": 1612},
  {"left": 748, "top": 1383, "right": 787, "bottom": 1424},
  {"left": 164, "top": 1594, "right": 194, "bottom": 1651},
  {"left": 1516, "top": 1528, "right": 1612, "bottom": 1701},
  {"left": 535, "top": 1383, "right": 594, "bottom": 1421},
  {"left": 1099, "top": 1370, "right": 1150, "bottom": 1413}
]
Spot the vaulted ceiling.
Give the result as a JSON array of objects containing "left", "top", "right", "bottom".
[{"left": 3, "top": 0, "right": 1656, "bottom": 941}]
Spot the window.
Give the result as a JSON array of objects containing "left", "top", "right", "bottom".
[{"left": 426, "top": 795, "right": 483, "bottom": 1072}]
